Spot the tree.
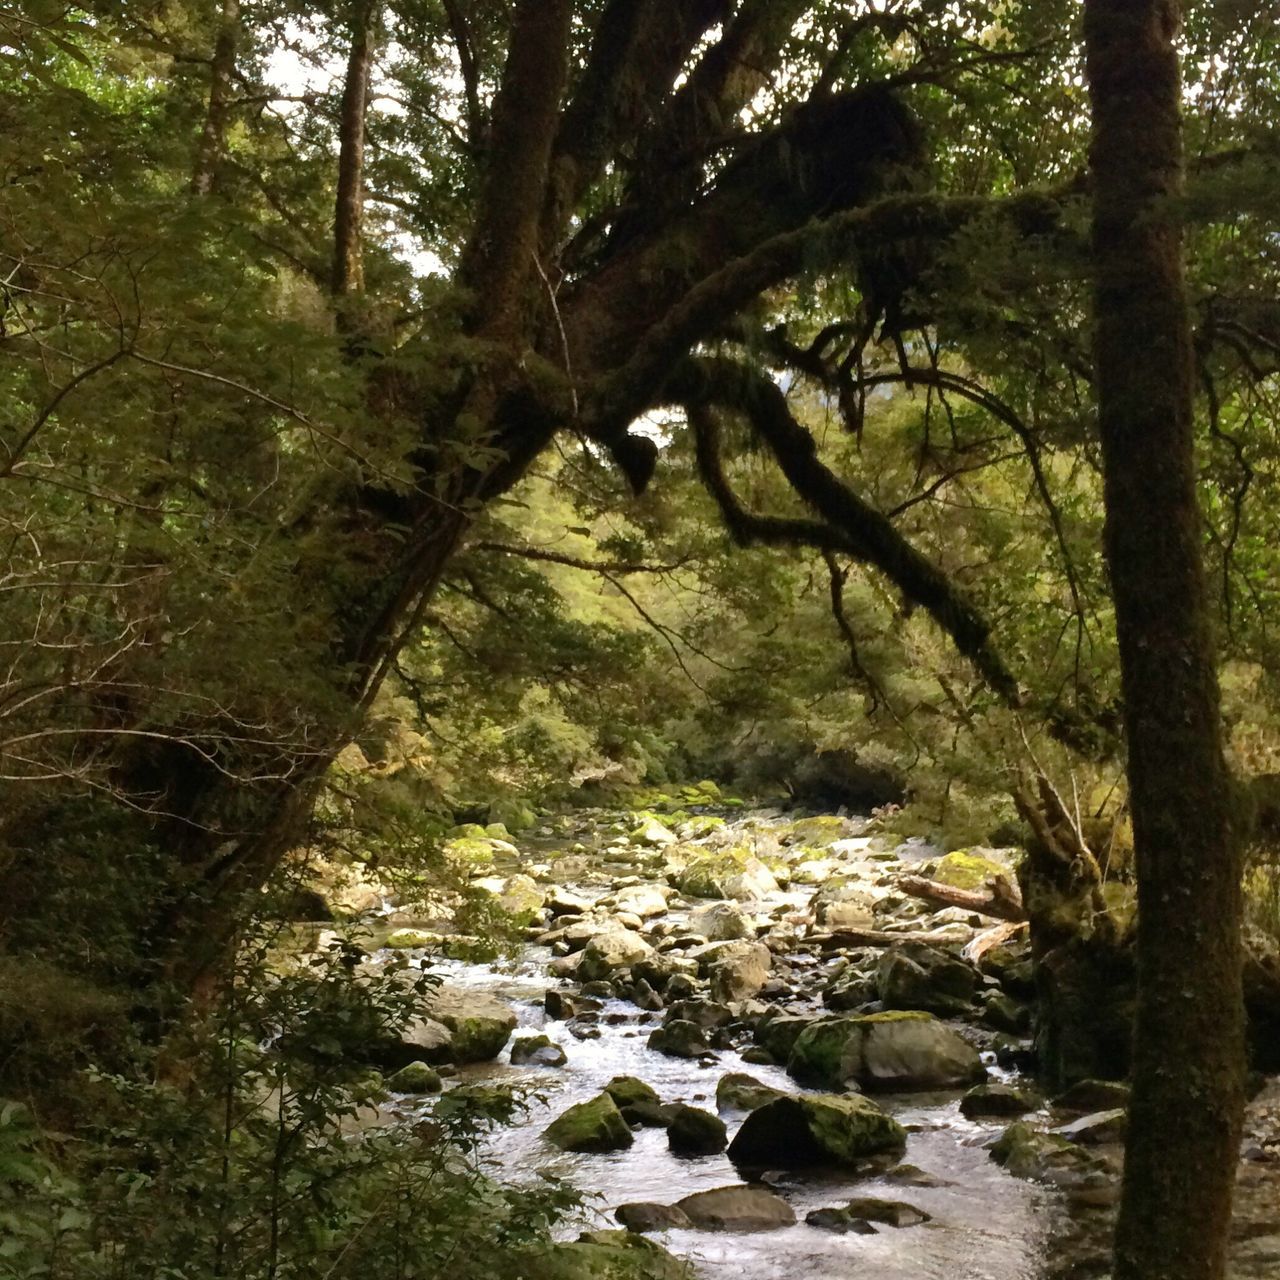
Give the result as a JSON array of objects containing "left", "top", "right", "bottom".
[{"left": 1084, "top": 0, "right": 1245, "bottom": 1276}]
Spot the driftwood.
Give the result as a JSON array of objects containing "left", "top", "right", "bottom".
[
  {"left": 963, "top": 920, "right": 1029, "bottom": 965},
  {"left": 814, "top": 926, "right": 974, "bottom": 950},
  {"left": 897, "top": 872, "right": 1026, "bottom": 923}
]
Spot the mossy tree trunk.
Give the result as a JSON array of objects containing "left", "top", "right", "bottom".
[{"left": 1084, "top": 1, "right": 1246, "bottom": 1277}]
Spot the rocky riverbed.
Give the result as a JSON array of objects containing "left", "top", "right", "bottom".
[{"left": 307, "top": 799, "right": 1280, "bottom": 1280}]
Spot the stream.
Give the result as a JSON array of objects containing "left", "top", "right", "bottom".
[{"left": 346, "top": 804, "right": 1280, "bottom": 1280}]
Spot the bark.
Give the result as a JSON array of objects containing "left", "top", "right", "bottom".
[
  {"left": 332, "top": 1, "right": 376, "bottom": 298},
  {"left": 190, "top": 0, "right": 240, "bottom": 196},
  {"left": 897, "top": 873, "right": 1025, "bottom": 923},
  {"left": 1085, "top": 1, "right": 1246, "bottom": 1277}
]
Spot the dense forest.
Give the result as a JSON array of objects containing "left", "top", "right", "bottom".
[{"left": 3, "top": 2, "right": 1280, "bottom": 1278}]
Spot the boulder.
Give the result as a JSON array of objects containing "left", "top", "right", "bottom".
[
  {"left": 811, "top": 878, "right": 876, "bottom": 929},
  {"left": 510, "top": 1034, "right": 568, "bottom": 1067},
  {"left": 755, "top": 1014, "right": 814, "bottom": 1063},
  {"left": 579, "top": 926, "right": 657, "bottom": 981},
  {"left": 372, "top": 985, "right": 516, "bottom": 1068},
  {"left": 804, "top": 1208, "right": 878, "bottom": 1234},
  {"left": 385, "top": 928, "right": 437, "bottom": 949},
  {"left": 675, "top": 1185, "right": 797, "bottom": 1232},
  {"left": 815, "top": 1197, "right": 930, "bottom": 1229},
  {"left": 604, "top": 1075, "right": 661, "bottom": 1110},
  {"left": 647, "top": 1019, "right": 709, "bottom": 1058},
  {"left": 960, "top": 1082, "right": 1039, "bottom": 1119},
  {"left": 612, "top": 885, "right": 671, "bottom": 919},
  {"left": 1053, "top": 1109, "right": 1127, "bottom": 1145},
  {"left": 715, "top": 1072, "right": 786, "bottom": 1113},
  {"left": 678, "top": 850, "right": 779, "bottom": 901},
  {"left": 667, "top": 1104, "right": 728, "bottom": 1156},
  {"left": 386, "top": 1061, "right": 442, "bottom": 1094},
  {"left": 631, "top": 816, "right": 678, "bottom": 847},
  {"left": 545, "top": 1093, "right": 635, "bottom": 1153},
  {"left": 693, "top": 940, "right": 772, "bottom": 1003},
  {"left": 615, "top": 1203, "right": 693, "bottom": 1233},
  {"left": 932, "top": 849, "right": 1013, "bottom": 891},
  {"left": 689, "top": 901, "right": 755, "bottom": 941},
  {"left": 876, "top": 943, "right": 978, "bottom": 1016},
  {"left": 784, "top": 815, "right": 862, "bottom": 847},
  {"left": 787, "top": 1011, "right": 986, "bottom": 1092},
  {"left": 515, "top": 1231, "right": 689, "bottom": 1280},
  {"left": 727, "top": 1093, "right": 906, "bottom": 1167},
  {"left": 990, "top": 1120, "right": 1109, "bottom": 1188},
  {"left": 1052, "top": 1079, "right": 1132, "bottom": 1113}
]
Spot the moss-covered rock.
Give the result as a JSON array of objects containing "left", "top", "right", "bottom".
[
  {"left": 667, "top": 1104, "right": 727, "bottom": 1156},
  {"left": 727, "top": 1093, "right": 906, "bottom": 1168},
  {"left": 604, "top": 1075, "right": 662, "bottom": 1110},
  {"left": 876, "top": 943, "right": 979, "bottom": 1016},
  {"left": 959, "top": 1082, "right": 1039, "bottom": 1119},
  {"left": 990, "top": 1121, "right": 1107, "bottom": 1186},
  {"left": 515, "top": 1231, "right": 692, "bottom": 1280},
  {"left": 715, "top": 1072, "right": 786, "bottom": 1113},
  {"left": 784, "top": 815, "right": 860, "bottom": 848},
  {"left": 385, "top": 928, "right": 437, "bottom": 949},
  {"left": 545, "top": 1093, "right": 635, "bottom": 1153},
  {"left": 510, "top": 1034, "right": 568, "bottom": 1067},
  {"left": 677, "top": 848, "right": 779, "bottom": 901},
  {"left": 932, "top": 850, "right": 1012, "bottom": 891},
  {"left": 387, "top": 1061, "right": 442, "bottom": 1094},
  {"left": 787, "top": 1011, "right": 986, "bottom": 1092}
]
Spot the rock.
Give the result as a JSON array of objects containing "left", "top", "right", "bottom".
[
  {"left": 678, "top": 849, "right": 780, "bottom": 901},
  {"left": 932, "top": 849, "right": 1013, "bottom": 891},
  {"left": 510, "top": 1034, "right": 568, "bottom": 1067},
  {"left": 546, "top": 887, "right": 595, "bottom": 916},
  {"left": 727, "top": 1093, "right": 906, "bottom": 1167},
  {"left": 1053, "top": 1109, "right": 1127, "bottom": 1145},
  {"left": 980, "top": 990, "right": 1032, "bottom": 1034},
  {"left": 545, "top": 990, "right": 581, "bottom": 1020},
  {"left": 387, "top": 1061, "right": 442, "bottom": 1094},
  {"left": 647, "top": 1019, "right": 710, "bottom": 1058},
  {"left": 515, "top": 1231, "right": 690, "bottom": 1280},
  {"left": 689, "top": 901, "right": 755, "bottom": 941},
  {"left": 823, "top": 969, "right": 876, "bottom": 1011},
  {"left": 385, "top": 928, "right": 437, "bottom": 949},
  {"left": 883, "top": 1163, "right": 952, "bottom": 1187},
  {"left": 496, "top": 873, "right": 545, "bottom": 916},
  {"left": 667, "top": 1104, "right": 728, "bottom": 1156},
  {"left": 811, "top": 878, "right": 876, "bottom": 929},
  {"left": 785, "top": 815, "right": 862, "bottom": 847},
  {"left": 545, "top": 1093, "right": 635, "bottom": 1153},
  {"left": 755, "top": 1014, "right": 814, "bottom": 1063},
  {"left": 715, "top": 1072, "right": 786, "bottom": 1113},
  {"left": 578, "top": 926, "right": 657, "bottom": 981},
  {"left": 960, "top": 1082, "right": 1039, "bottom": 1119},
  {"left": 740, "top": 1046, "right": 775, "bottom": 1066},
  {"left": 615, "top": 1203, "right": 693, "bottom": 1233},
  {"left": 631, "top": 816, "right": 678, "bottom": 847},
  {"left": 693, "top": 940, "right": 772, "bottom": 1003},
  {"left": 675, "top": 1185, "right": 797, "bottom": 1232},
  {"left": 604, "top": 1075, "right": 662, "bottom": 1110},
  {"left": 372, "top": 985, "right": 516, "bottom": 1068},
  {"left": 990, "top": 1120, "right": 1108, "bottom": 1186},
  {"left": 876, "top": 943, "right": 978, "bottom": 1016},
  {"left": 832, "top": 1197, "right": 931, "bottom": 1228},
  {"left": 665, "top": 998, "right": 733, "bottom": 1030},
  {"left": 787, "top": 1011, "right": 986, "bottom": 1092},
  {"left": 612, "top": 885, "right": 671, "bottom": 919},
  {"left": 804, "top": 1208, "right": 878, "bottom": 1234},
  {"left": 1052, "top": 1079, "right": 1132, "bottom": 1113},
  {"left": 790, "top": 858, "right": 840, "bottom": 885}
]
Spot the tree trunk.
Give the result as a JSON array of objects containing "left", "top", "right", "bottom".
[
  {"left": 332, "top": 1, "right": 375, "bottom": 297},
  {"left": 191, "top": 0, "right": 240, "bottom": 196},
  {"left": 1084, "top": 2, "right": 1246, "bottom": 1278}
]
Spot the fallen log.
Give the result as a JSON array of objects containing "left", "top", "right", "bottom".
[
  {"left": 813, "top": 926, "right": 976, "bottom": 950},
  {"left": 897, "top": 872, "right": 1026, "bottom": 923}
]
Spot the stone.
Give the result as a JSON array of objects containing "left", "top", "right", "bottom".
[
  {"left": 830, "top": 1197, "right": 930, "bottom": 1228},
  {"left": 960, "top": 1082, "right": 1039, "bottom": 1119},
  {"left": 715, "top": 1072, "right": 786, "bottom": 1113},
  {"left": 544, "top": 990, "right": 580, "bottom": 1020},
  {"left": 386, "top": 1061, "right": 442, "bottom": 1094},
  {"left": 515, "top": 1231, "right": 690, "bottom": 1280},
  {"left": 631, "top": 816, "right": 678, "bottom": 847},
  {"left": 823, "top": 969, "right": 876, "bottom": 1011},
  {"left": 790, "top": 858, "right": 840, "bottom": 885},
  {"left": 615, "top": 1203, "right": 693, "bottom": 1233},
  {"left": 545, "top": 1093, "right": 635, "bottom": 1153},
  {"left": 546, "top": 887, "right": 595, "bottom": 916},
  {"left": 990, "top": 1121, "right": 1109, "bottom": 1188},
  {"left": 689, "top": 901, "right": 755, "bottom": 941},
  {"left": 980, "top": 990, "right": 1032, "bottom": 1035},
  {"left": 675, "top": 1185, "right": 797, "bottom": 1232},
  {"left": 876, "top": 943, "right": 978, "bottom": 1016},
  {"left": 647, "top": 1019, "right": 709, "bottom": 1058},
  {"left": 612, "top": 885, "right": 671, "bottom": 919},
  {"left": 667, "top": 1104, "right": 728, "bottom": 1156},
  {"left": 578, "top": 926, "right": 657, "bottom": 981},
  {"left": 372, "top": 985, "right": 516, "bottom": 1068},
  {"left": 664, "top": 998, "right": 733, "bottom": 1030},
  {"left": 1052, "top": 1079, "right": 1132, "bottom": 1113},
  {"left": 727, "top": 1093, "right": 906, "bottom": 1168},
  {"left": 1053, "top": 1109, "right": 1127, "bottom": 1145},
  {"left": 933, "top": 849, "right": 1012, "bottom": 891},
  {"left": 693, "top": 940, "right": 772, "bottom": 1003},
  {"left": 785, "top": 815, "right": 861, "bottom": 847},
  {"left": 811, "top": 878, "right": 876, "bottom": 929},
  {"left": 787, "top": 1011, "right": 986, "bottom": 1092},
  {"left": 385, "top": 928, "right": 437, "bottom": 949},
  {"left": 883, "top": 1163, "right": 952, "bottom": 1187},
  {"left": 679, "top": 850, "right": 779, "bottom": 901},
  {"left": 805, "top": 1208, "right": 878, "bottom": 1234},
  {"left": 755, "top": 1014, "right": 814, "bottom": 1063},
  {"left": 510, "top": 1034, "right": 568, "bottom": 1067},
  {"left": 604, "top": 1075, "right": 662, "bottom": 1110}
]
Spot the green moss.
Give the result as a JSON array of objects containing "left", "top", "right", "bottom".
[
  {"left": 544, "top": 1093, "right": 634, "bottom": 1153},
  {"left": 933, "top": 850, "right": 1009, "bottom": 891},
  {"left": 444, "top": 836, "right": 497, "bottom": 864},
  {"left": 859, "top": 1009, "right": 933, "bottom": 1023}
]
